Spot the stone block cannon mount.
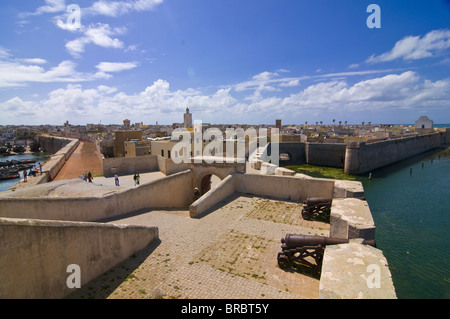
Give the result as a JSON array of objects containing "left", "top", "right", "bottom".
[{"left": 277, "top": 234, "right": 375, "bottom": 275}]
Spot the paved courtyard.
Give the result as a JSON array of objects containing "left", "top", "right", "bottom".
[{"left": 67, "top": 194, "right": 330, "bottom": 299}]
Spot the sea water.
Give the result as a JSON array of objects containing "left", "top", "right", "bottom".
[
  {"left": 0, "top": 153, "right": 51, "bottom": 192},
  {"left": 287, "top": 147, "right": 450, "bottom": 299}
]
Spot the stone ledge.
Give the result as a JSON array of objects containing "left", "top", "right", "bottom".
[
  {"left": 330, "top": 198, "right": 375, "bottom": 241},
  {"left": 319, "top": 239, "right": 397, "bottom": 299},
  {"left": 334, "top": 180, "right": 365, "bottom": 198}
]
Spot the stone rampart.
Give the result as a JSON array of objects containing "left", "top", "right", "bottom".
[
  {"left": 329, "top": 198, "right": 375, "bottom": 241},
  {"left": 37, "top": 135, "right": 76, "bottom": 155},
  {"left": 344, "top": 133, "right": 444, "bottom": 175},
  {"left": 157, "top": 155, "right": 189, "bottom": 176},
  {"left": 236, "top": 172, "right": 335, "bottom": 201},
  {"left": 102, "top": 154, "right": 189, "bottom": 177},
  {"left": 189, "top": 172, "right": 336, "bottom": 218},
  {"left": 0, "top": 217, "right": 158, "bottom": 299},
  {"left": 0, "top": 170, "right": 193, "bottom": 222},
  {"left": 278, "top": 142, "right": 307, "bottom": 166},
  {"left": 306, "top": 143, "right": 347, "bottom": 168},
  {"left": 188, "top": 171, "right": 396, "bottom": 298},
  {"left": 9, "top": 136, "right": 79, "bottom": 191},
  {"left": 189, "top": 174, "right": 237, "bottom": 218},
  {"left": 103, "top": 154, "right": 159, "bottom": 177}
]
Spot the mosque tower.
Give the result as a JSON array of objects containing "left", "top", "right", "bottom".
[{"left": 183, "top": 107, "right": 192, "bottom": 128}]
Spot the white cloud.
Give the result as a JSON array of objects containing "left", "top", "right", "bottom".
[
  {"left": 280, "top": 71, "right": 450, "bottom": 113},
  {"left": 0, "top": 59, "right": 109, "bottom": 88},
  {"left": 21, "top": 0, "right": 164, "bottom": 19},
  {"left": 367, "top": 29, "right": 450, "bottom": 63},
  {"left": 2, "top": 71, "right": 449, "bottom": 125},
  {"left": 19, "top": 0, "right": 66, "bottom": 18},
  {"left": 96, "top": 62, "right": 138, "bottom": 73},
  {"left": 279, "top": 79, "right": 299, "bottom": 87},
  {"left": 21, "top": 58, "right": 48, "bottom": 65},
  {"left": 0, "top": 47, "right": 12, "bottom": 59},
  {"left": 65, "top": 23, "right": 126, "bottom": 57},
  {"left": 86, "top": 0, "right": 164, "bottom": 17}
]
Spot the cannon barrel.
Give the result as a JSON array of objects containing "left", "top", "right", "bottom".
[
  {"left": 304, "top": 197, "right": 332, "bottom": 206},
  {"left": 281, "top": 234, "right": 349, "bottom": 248}
]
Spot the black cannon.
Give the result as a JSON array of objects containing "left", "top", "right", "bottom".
[
  {"left": 277, "top": 234, "right": 349, "bottom": 273},
  {"left": 302, "top": 197, "right": 332, "bottom": 222}
]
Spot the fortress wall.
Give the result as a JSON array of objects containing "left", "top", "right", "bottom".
[
  {"left": 0, "top": 217, "right": 158, "bottom": 299},
  {"left": 236, "top": 173, "right": 335, "bottom": 201},
  {"left": 157, "top": 155, "right": 190, "bottom": 176},
  {"left": 37, "top": 136, "right": 80, "bottom": 181},
  {"left": 102, "top": 155, "right": 190, "bottom": 177},
  {"left": 345, "top": 133, "right": 443, "bottom": 174},
  {"left": 103, "top": 154, "right": 159, "bottom": 177},
  {"left": 306, "top": 143, "right": 347, "bottom": 168},
  {"left": 278, "top": 142, "right": 306, "bottom": 166},
  {"left": 0, "top": 170, "right": 193, "bottom": 222},
  {"left": 189, "top": 174, "right": 236, "bottom": 218},
  {"left": 54, "top": 138, "right": 79, "bottom": 161},
  {"left": 37, "top": 135, "right": 77, "bottom": 155},
  {"left": 8, "top": 137, "right": 80, "bottom": 190}
]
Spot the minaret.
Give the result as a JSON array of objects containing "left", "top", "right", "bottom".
[{"left": 183, "top": 107, "right": 192, "bottom": 128}]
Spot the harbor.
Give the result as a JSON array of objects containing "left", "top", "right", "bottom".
[{"left": 0, "top": 153, "right": 50, "bottom": 191}]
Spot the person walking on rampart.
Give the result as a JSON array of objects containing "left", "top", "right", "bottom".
[
  {"left": 23, "top": 170, "right": 27, "bottom": 182},
  {"left": 115, "top": 173, "right": 120, "bottom": 186},
  {"left": 133, "top": 174, "right": 137, "bottom": 186},
  {"left": 194, "top": 187, "right": 200, "bottom": 201},
  {"left": 136, "top": 174, "right": 140, "bottom": 185},
  {"left": 88, "top": 171, "right": 93, "bottom": 183}
]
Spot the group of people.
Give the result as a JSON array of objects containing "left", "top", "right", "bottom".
[
  {"left": 112, "top": 173, "right": 141, "bottom": 187},
  {"left": 80, "top": 172, "right": 93, "bottom": 183},
  {"left": 23, "top": 162, "right": 43, "bottom": 182},
  {"left": 79, "top": 172, "right": 142, "bottom": 186}
]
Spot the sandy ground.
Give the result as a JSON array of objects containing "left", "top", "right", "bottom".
[{"left": 54, "top": 141, "right": 103, "bottom": 181}]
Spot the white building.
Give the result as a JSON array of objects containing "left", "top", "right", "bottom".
[{"left": 415, "top": 116, "right": 433, "bottom": 134}]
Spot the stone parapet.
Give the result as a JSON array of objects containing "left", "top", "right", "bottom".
[
  {"left": 0, "top": 217, "right": 158, "bottom": 299},
  {"left": 319, "top": 239, "right": 397, "bottom": 299},
  {"left": 330, "top": 198, "right": 375, "bottom": 241}
]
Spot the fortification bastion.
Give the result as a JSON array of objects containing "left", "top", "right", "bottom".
[{"left": 0, "top": 136, "right": 396, "bottom": 299}]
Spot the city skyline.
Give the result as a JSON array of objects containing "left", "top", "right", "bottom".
[{"left": 1, "top": 0, "right": 450, "bottom": 126}]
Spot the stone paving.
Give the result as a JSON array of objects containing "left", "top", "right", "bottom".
[{"left": 67, "top": 194, "right": 330, "bottom": 299}]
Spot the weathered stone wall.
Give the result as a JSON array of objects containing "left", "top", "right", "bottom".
[
  {"left": 0, "top": 217, "right": 158, "bottom": 299},
  {"left": 189, "top": 174, "right": 237, "bottom": 218},
  {"left": 157, "top": 155, "right": 189, "bottom": 176},
  {"left": 345, "top": 133, "right": 444, "bottom": 175},
  {"left": 306, "top": 143, "right": 347, "bottom": 168},
  {"left": 103, "top": 154, "right": 159, "bottom": 177},
  {"left": 37, "top": 135, "right": 73, "bottom": 154},
  {"left": 9, "top": 136, "right": 80, "bottom": 191},
  {"left": 236, "top": 172, "right": 335, "bottom": 201},
  {"left": 330, "top": 198, "right": 375, "bottom": 241},
  {"left": 278, "top": 142, "right": 306, "bottom": 166},
  {"left": 0, "top": 170, "right": 193, "bottom": 222}
]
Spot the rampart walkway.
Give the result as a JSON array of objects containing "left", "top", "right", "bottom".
[
  {"left": 54, "top": 141, "right": 103, "bottom": 181},
  {"left": 67, "top": 194, "right": 330, "bottom": 299}
]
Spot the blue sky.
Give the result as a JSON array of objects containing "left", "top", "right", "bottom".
[{"left": 0, "top": 0, "right": 449, "bottom": 126}]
